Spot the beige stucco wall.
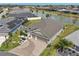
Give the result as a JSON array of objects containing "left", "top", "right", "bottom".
[
  {"left": 0, "top": 36, "right": 6, "bottom": 47},
  {"left": 0, "top": 34, "right": 9, "bottom": 47}
]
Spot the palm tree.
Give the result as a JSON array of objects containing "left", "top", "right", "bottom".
[
  {"left": 54, "top": 39, "right": 73, "bottom": 51},
  {"left": 42, "top": 11, "right": 44, "bottom": 14},
  {"left": 46, "top": 14, "right": 50, "bottom": 18}
]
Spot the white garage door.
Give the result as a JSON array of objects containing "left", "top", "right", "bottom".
[{"left": 0, "top": 36, "right": 6, "bottom": 46}]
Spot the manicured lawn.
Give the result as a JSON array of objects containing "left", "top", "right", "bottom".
[
  {"left": 40, "top": 47, "right": 56, "bottom": 56},
  {"left": 24, "top": 20, "right": 41, "bottom": 27},
  {"left": 0, "top": 30, "right": 20, "bottom": 51},
  {"left": 40, "top": 24, "right": 79, "bottom": 56},
  {"left": 60, "top": 24, "right": 79, "bottom": 37}
]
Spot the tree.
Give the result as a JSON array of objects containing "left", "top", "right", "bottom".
[
  {"left": 46, "top": 14, "right": 50, "bottom": 18},
  {"left": 36, "top": 5, "right": 40, "bottom": 7},
  {"left": 54, "top": 39, "right": 73, "bottom": 51},
  {"left": 19, "top": 6, "right": 24, "bottom": 9},
  {"left": 71, "top": 5, "right": 75, "bottom": 8},
  {"left": 77, "top": 6, "right": 79, "bottom": 8},
  {"left": 72, "top": 18, "right": 77, "bottom": 24},
  {"left": 8, "top": 32, "right": 12, "bottom": 37},
  {"left": 2, "top": 15, "right": 6, "bottom": 18},
  {"left": 22, "top": 19, "right": 29, "bottom": 25},
  {"left": 30, "top": 9, "right": 33, "bottom": 13},
  {"left": 36, "top": 9, "right": 38, "bottom": 13},
  {"left": 42, "top": 11, "right": 44, "bottom": 14}
]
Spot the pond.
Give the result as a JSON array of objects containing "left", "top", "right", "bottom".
[{"left": 32, "top": 10, "right": 79, "bottom": 26}]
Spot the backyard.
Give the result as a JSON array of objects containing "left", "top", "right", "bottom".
[
  {"left": 40, "top": 24, "right": 79, "bottom": 56},
  {"left": 23, "top": 19, "right": 41, "bottom": 27}
]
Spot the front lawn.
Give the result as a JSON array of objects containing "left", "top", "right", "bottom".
[
  {"left": 40, "top": 24, "right": 79, "bottom": 56},
  {"left": 60, "top": 24, "right": 79, "bottom": 37}
]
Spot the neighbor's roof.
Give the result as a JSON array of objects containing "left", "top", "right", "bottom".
[
  {"left": 8, "top": 13, "right": 37, "bottom": 18},
  {"left": 0, "top": 12, "right": 38, "bottom": 36},
  {"left": 0, "top": 17, "right": 15, "bottom": 35},
  {"left": 0, "top": 17, "right": 23, "bottom": 36},
  {"left": 28, "top": 19, "right": 63, "bottom": 41},
  {"left": 65, "top": 30, "right": 79, "bottom": 46}
]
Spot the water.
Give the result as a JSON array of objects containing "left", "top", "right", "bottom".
[{"left": 33, "top": 10, "right": 79, "bottom": 26}]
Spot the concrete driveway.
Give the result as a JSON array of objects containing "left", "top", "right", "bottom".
[{"left": 9, "top": 38, "right": 47, "bottom": 56}]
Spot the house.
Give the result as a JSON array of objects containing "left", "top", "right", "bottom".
[
  {"left": 65, "top": 30, "right": 79, "bottom": 48},
  {"left": 27, "top": 19, "right": 63, "bottom": 43},
  {"left": 0, "top": 12, "right": 41, "bottom": 46},
  {"left": 8, "top": 13, "right": 41, "bottom": 20},
  {"left": 65, "top": 30, "right": 79, "bottom": 56},
  {"left": 0, "top": 8, "right": 8, "bottom": 19}
]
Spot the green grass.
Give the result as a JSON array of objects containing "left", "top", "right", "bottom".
[
  {"left": 20, "top": 30, "right": 27, "bottom": 36},
  {"left": 0, "top": 30, "right": 20, "bottom": 51},
  {"left": 60, "top": 24, "right": 79, "bottom": 37},
  {"left": 24, "top": 20, "right": 41, "bottom": 27},
  {"left": 41, "top": 48, "right": 56, "bottom": 56},
  {"left": 40, "top": 24, "right": 79, "bottom": 56}
]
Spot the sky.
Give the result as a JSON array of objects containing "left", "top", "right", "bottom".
[{"left": 0, "top": 3, "right": 79, "bottom": 5}]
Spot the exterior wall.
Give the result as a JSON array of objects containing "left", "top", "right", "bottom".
[
  {"left": 0, "top": 33, "right": 9, "bottom": 47},
  {"left": 27, "top": 17, "right": 41, "bottom": 20},
  {"left": 0, "top": 36, "right": 6, "bottom": 47},
  {"left": 27, "top": 33, "right": 35, "bottom": 40},
  {"left": 27, "top": 32, "right": 38, "bottom": 40},
  {"left": 27, "top": 29, "right": 63, "bottom": 44},
  {"left": 35, "top": 36, "right": 37, "bottom": 40},
  {"left": 27, "top": 32, "right": 47, "bottom": 43}
]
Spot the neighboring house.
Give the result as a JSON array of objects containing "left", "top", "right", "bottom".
[
  {"left": 0, "top": 8, "right": 8, "bottom": 19},
  {"left": 0, "top": 12, "right": 41, "bottom": 46},
  {"left": 8, "top": 13, "right": 41, "bottom": 20},
  {"left": 58, "top": 8, "right": 79, "bottom": 14},
  {"left": 65, "top": 30, "right": 79, "bottom": 56},
  {"left": 27, "top": 19, "right": 63, "bottom": 43}
]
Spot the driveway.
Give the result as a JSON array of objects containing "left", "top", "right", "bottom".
[{"left": 9, "top": 38, "right": 47, "bottom": 56}]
